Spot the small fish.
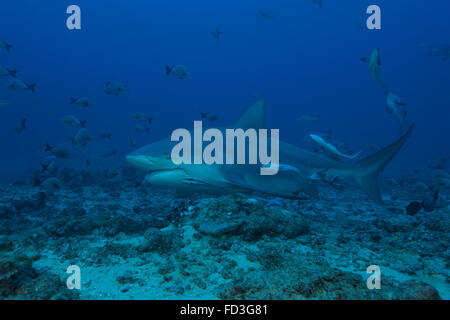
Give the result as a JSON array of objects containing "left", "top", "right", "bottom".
[
  {"left": 256, "top": 10, "right": 277, "bottom": 21},
  {"left": 31, "top": 175, "right": 43, "bottom": 187},
  {"left": 165, "top": 65, "right": 190, "bottom": 79},
  {"left": 15, "top": 118, "right": 27, "bottom": 133},
  {"left": 40, "top": 161, "right": 57, "bottom": 174},
  {"left": 360, "top": 48, "right": 388, "bottom": 91},
  {"left": 385, "top": 91, "right": 407, "bottom": 132},
  {"left": 427, "top": 43, "right": 450, "bottom": 61},
  {"left": 298, "top": 114, "right": 320, "bottom": 123},
  {"left": 0, "top": 65, "right": 18, "bottom": 77},
  {"left": 45, "top": 143, "right": 69, "bottom": 159},
  {"left": 0, "top": 101, "right": 9, "bottom": 107},
  {"left": 201, "top": 112, "right": 218, "bottom": 121},
  {"left": 40, "top": 162, "right": 50, "bottom": 173},
  {"left": 211, "top": 28, "right": 223, "bottom": 43},
  {"left": 62, "top": 115, "right": 86, "bottom": 127},
  {"left": 132, "top": 112, "right": 153, "bottom": 124},
  {"left": 104, "top": 82, "right": 128, "bottom": 96},
  {"left": 73, "top": 128, "right": 92, "bottom": 146},
  {"left": 406, "top": 201, "right": 422, "bottom": 215},
  {"left": 428, "top": 156, "right": 447, "bottom": 170},
  {"left": 134, "top": 125, "right": 150, "bottom": 133},
  {"left": 70, "top": 97, "right": 92, "bottom": 107},
  {"left": 6, "top": 79, "right": 36, "bottom": 92},
  {"left": 41, "top": 177, "right": 62, "bottom": 192},
  {"left": 310, "top": 134, "right": 361, "bottom": 159},
  {"left": 99, "top": 132, "right": 112, "bottom": 140},
  {"left": 0, "top": 39, "right": 12, "bottom": 52}
]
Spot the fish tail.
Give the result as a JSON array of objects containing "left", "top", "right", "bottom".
[
  {"left": 45, "top": 143, "right": 53, "bottom": 152},
  {"left": 28, "top": 83, "right": 36, "bottom": 92},
  {"left": 70, "top": 97, "right": 77, "bottom": 104},
  {"left": 350, "top": 124, "right": 414, "bottom": 203},
  {"left": 40, "top": 163, "right": 49, "bottom": 173},
  {"left": 5, "top": 43, "right": 12, "bottom": 52},
  {"left": 165, "top": 66, "right": 172, "bottom": 75}
]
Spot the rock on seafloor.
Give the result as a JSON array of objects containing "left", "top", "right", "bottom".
[{"left": 0, "top": 166, "right": 448, "bottom": 300}]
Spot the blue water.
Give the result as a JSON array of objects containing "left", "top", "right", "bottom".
[
  {"left": 0, "top": 0, "right": 449, "bottom": 182},
  {"left": 0, "top": 1, "right": 449, "bottom": 301}
]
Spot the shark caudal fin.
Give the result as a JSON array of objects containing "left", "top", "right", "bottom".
[{"left": 352, "top": 124, "right": 414, "bottom": 203}]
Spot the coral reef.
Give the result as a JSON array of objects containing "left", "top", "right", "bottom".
[{"left": 0, "top": 165, "right": 448, "bottom": 299}]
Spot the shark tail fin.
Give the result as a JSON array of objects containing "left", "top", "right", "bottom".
[{"left": 352, "top": 124, "right": 414, "bottom": 203}]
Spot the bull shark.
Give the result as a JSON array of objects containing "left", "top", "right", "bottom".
[{"left": 127, "top": 100, "right": 413, "bottom": 204}]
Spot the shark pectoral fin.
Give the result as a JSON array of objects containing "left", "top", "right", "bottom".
[
  {"left": 223, "top": 174, "right": 261, "bottom": 193},
  {"left": 225, "top": 174, "right": 311, "bottom": 200}
]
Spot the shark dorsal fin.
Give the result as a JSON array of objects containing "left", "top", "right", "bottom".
[{"left": 234, "top": 99, "right": 266, "bottom": 129}]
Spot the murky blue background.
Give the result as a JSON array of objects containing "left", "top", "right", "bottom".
[{"left": 0, "top": 0, "right": 449, "bottom": 182}]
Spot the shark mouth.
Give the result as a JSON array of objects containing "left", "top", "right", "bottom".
[
  {"left": 147, "top": 168, "right": 179, "bottom": 175},
  {"left": 181, "top": 178, "right": 211, "bottom": 186},
  {"left": 146, "top": 168, "right": 211, "bottom": 186}
]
